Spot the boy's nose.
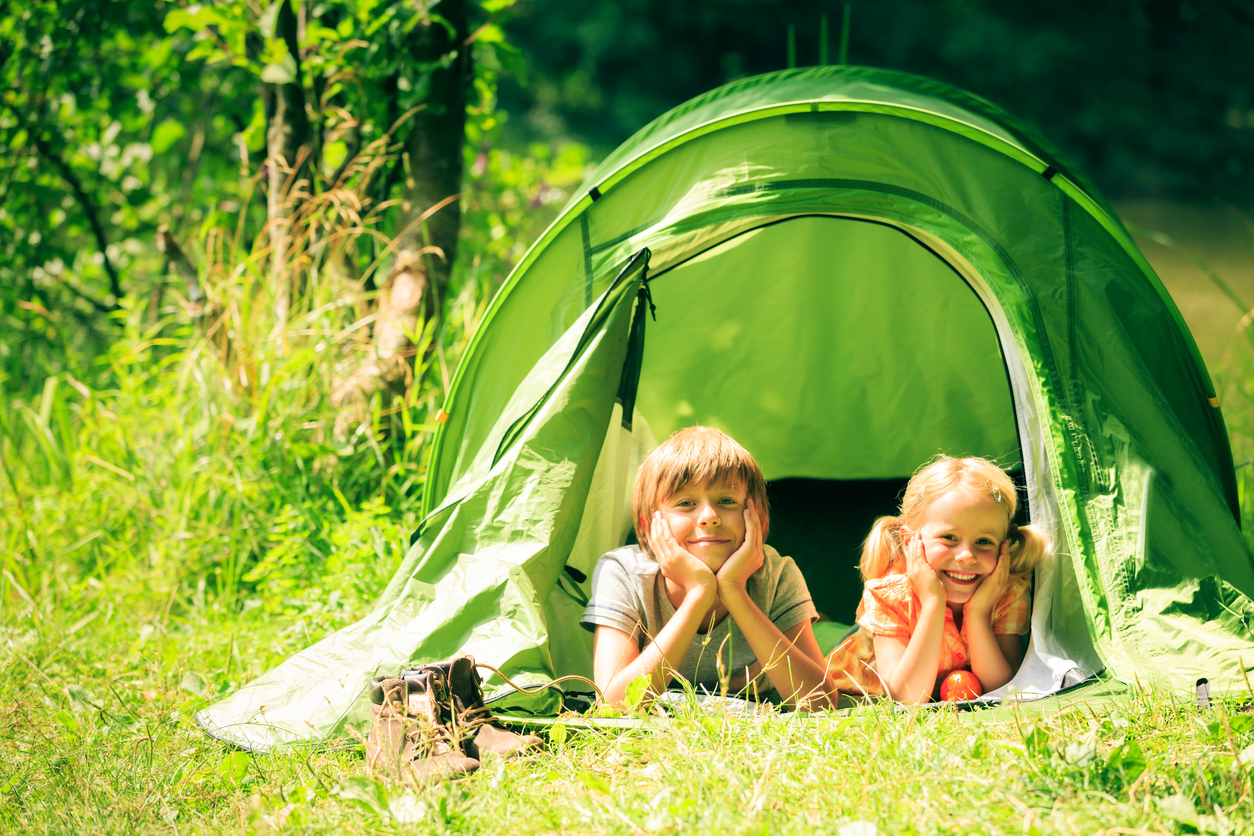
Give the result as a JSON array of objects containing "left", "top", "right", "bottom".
[{"left": 697, "top": 503, "right": 720, "bottom": 525}]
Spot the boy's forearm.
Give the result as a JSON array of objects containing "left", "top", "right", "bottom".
[
  {"left": 885, "top": 600, "right": 946, "bottom": 704},
  {"left": 964, "top": 614, "right": 1013, "bottom": 692},
  {"left": 719, "top": 587, "right": 833, "bottom": 710},
  {"left": 607, "top": 587, "right": 715, "bottom": 702}
]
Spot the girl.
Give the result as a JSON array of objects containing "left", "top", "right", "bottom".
[{"left": 828, "top": 456, "right": 1048, "bottom": 704}]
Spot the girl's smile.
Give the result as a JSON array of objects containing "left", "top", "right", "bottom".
[{"left": 912, "top": 491, "right": 1008, "bottom": 612}]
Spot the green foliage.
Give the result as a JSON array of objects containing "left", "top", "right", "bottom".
[
  {"left": 497, "top": 0, "right": 1254, "bottom": 202},
  {"left": 0, "top": 0, "right": 548, "bottom": 398}
]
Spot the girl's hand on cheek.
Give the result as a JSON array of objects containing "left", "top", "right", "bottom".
[
  {"left": 906, "top": 533, "right": 946, "bottom": 604},
  {"left": 716, "top": 502, "right": 764, "bottom": 591},
  {"left": 966, "top": 539, "right": 1010, "bottom": 618},
  {"left": 651, "top": 512, "right": 717, "bottom": 597}
]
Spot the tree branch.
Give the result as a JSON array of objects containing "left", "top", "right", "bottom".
[
  {"left": 157, "top": 224, "right": 205, "bottom": 315},
  {"left": 24, "top": 119, "right": 123, "bottom": 303}
]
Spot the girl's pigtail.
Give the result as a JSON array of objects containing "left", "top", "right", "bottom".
[
  {"left": 859, "top": 515, "right": 906, "bottom": 580},
  {"left": 1007, "top": 522, "right": 1049, "bottom": 576}
]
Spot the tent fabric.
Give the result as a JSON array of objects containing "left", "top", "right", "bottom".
[
  {"left": 199, "top": 66, "right": 1254, "bottom": 752},
  {"left": 196, "top": 254, "right": 652, "bottom": 751},
  {"left": 420, "top": 65, "right": 1252, "bottom": 697}
]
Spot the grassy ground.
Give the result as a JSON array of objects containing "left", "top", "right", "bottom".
[
  {"left": 4, "top": 201, "right": 1254, "bottom": 834},
  {"left": 3, "top": 593, "right": 1253, "bottom": 835}
]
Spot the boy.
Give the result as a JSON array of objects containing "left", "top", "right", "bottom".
[{"left": 580, "top": 427, "right": 833, "bottom": 709}]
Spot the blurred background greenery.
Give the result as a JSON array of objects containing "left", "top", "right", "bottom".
[{"left": 2, "top": 0, "right": 1253, "bottom": 627}]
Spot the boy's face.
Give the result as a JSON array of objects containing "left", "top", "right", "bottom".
[{"left": 657, "top": 480, "right": 748, "bottom": 572}]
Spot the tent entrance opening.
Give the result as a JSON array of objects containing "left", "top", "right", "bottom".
[{"left": 635, "top": 215, "right": 1022, "bottom": 623}]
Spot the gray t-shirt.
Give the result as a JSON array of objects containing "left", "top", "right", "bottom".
[{"left": 579, "top": 544, "right": 818, "bottom": 692}]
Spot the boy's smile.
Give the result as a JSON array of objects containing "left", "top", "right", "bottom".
[{"left": 659, "top": 481, "right": 748, "bottom": 571}]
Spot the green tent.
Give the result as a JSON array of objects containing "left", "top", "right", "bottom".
[{"left": 198, "top": 66, "right": 1254, "bottom": 752}]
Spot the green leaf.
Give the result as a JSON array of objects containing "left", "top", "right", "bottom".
[
  {"left": 492, "top": 41, "right": 527, "bottom": 85},
  {"left": 66, "top": 684, "right": 98, "bottom": 713},
  {"left": 577, "top": 770, "right": 611, "bottom": 794},
  {"left": 335, "top": 776, "right": 391, "bottom": 818},
  {"left": 1115, "top": 740, "right": 1147, "bottom": 782},
  {"left": 163, "top": 7, "right": 228, "bottom": 33},
  {"left": 322, "top": 140, "right": 348, "bottom": 176},
  {"left": 54, "top": 710, "right": 79, "bottom": 734},
  {"left": 150, "top": 120, "right": 186, "bottom": 154},
  {"left": 1022, "top": 724, "right": 1050, "bottom": 759},
  {"left": 180, "top": 671, "right": 207, "bottom": 696},
  {"left": 258, "top": 1, "right": 282, "bottom": 38},
  {"left": 1156, "top": 794, "right": 1198, "bottom": 827},
  {"left": 624, "top": 674, "right": 650, "bottom": 710},
  {"left": 474, "top": 23, "right": 505, "bottom": 44},
  {"left": 548, "top": 721, "right": 568, "bottom": 750},
  {"left": 260, "top": 52, "right": 298, "bottom": 84},
  {"left": 217, "top": 751, "right": 250, "bottom": 784}
]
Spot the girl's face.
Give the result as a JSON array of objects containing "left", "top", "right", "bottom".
[
  {"left": 910, "top": 491, "right": 1008, "bottom": 610},
  {"left": 656, "top": 480, "right": 748, "bottom": 571}
]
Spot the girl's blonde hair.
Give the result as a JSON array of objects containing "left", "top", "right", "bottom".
[
  {"left": 633, "top": 426, "right": 770, "bottom": 557},
  {"left": 859, "top": 455, "right": 1048, "bottom": 580}
]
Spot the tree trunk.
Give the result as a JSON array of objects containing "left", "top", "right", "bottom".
[
  {"left": 328, "top": 0, "right": 469, "bottom": 443},
  {"left": 263, "top": 0, "right": 311, "bottom": 329},
  {"left": 401, "top": 0, "right": 469, "bottom": 304},
  {"left": 331, "top": 254, "right": 430, "bottom": 441}
]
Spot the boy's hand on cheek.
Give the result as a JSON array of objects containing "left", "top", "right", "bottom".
[
  {"left": 651, "top": 513, "right": 717, "bottom": 600},
  {"left": 716, "top": 503, "right": 764, "bottom": 592}
]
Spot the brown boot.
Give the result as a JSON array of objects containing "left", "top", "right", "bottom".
[
  {"left": 365, "top": 671, "right": 479, "bottom": 783},
  {"left": 399, "top": 667, "right": 480, "bottom": 782},
  {"left": 364, "top": 677, "right": 409, "bottom": 775},
  {"left": 443, "top": 656, "right": 543, "bottom": 760}
]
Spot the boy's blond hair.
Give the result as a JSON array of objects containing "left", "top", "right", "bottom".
[
  {"left": 859, "top": 455, "right": 1048, "bottom": 581},
  {"left": 632, "top": 427, "right": 770, "bottom": 557}
]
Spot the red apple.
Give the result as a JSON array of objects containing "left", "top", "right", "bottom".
[{"left": 940, "top": 670, "right": 983, "bottom": 701}]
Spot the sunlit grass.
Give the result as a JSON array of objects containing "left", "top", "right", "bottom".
[
  {"left": 3, "top": 591, "right": 1253, "bottom": 835},
  {"left": 4, "top": 199, "right": 1254, "bottom": 833}
]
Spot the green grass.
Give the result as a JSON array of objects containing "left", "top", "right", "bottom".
[
  {"left": 3, "top": 592, "right": 1253, "bottom": 835},
  {"left": 5, "top": 198, "right": 1254, "bottom": 833}
]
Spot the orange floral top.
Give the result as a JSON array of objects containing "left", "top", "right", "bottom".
[{"left": 827, "top": 573, "right": 1032, "bottom": 697}]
